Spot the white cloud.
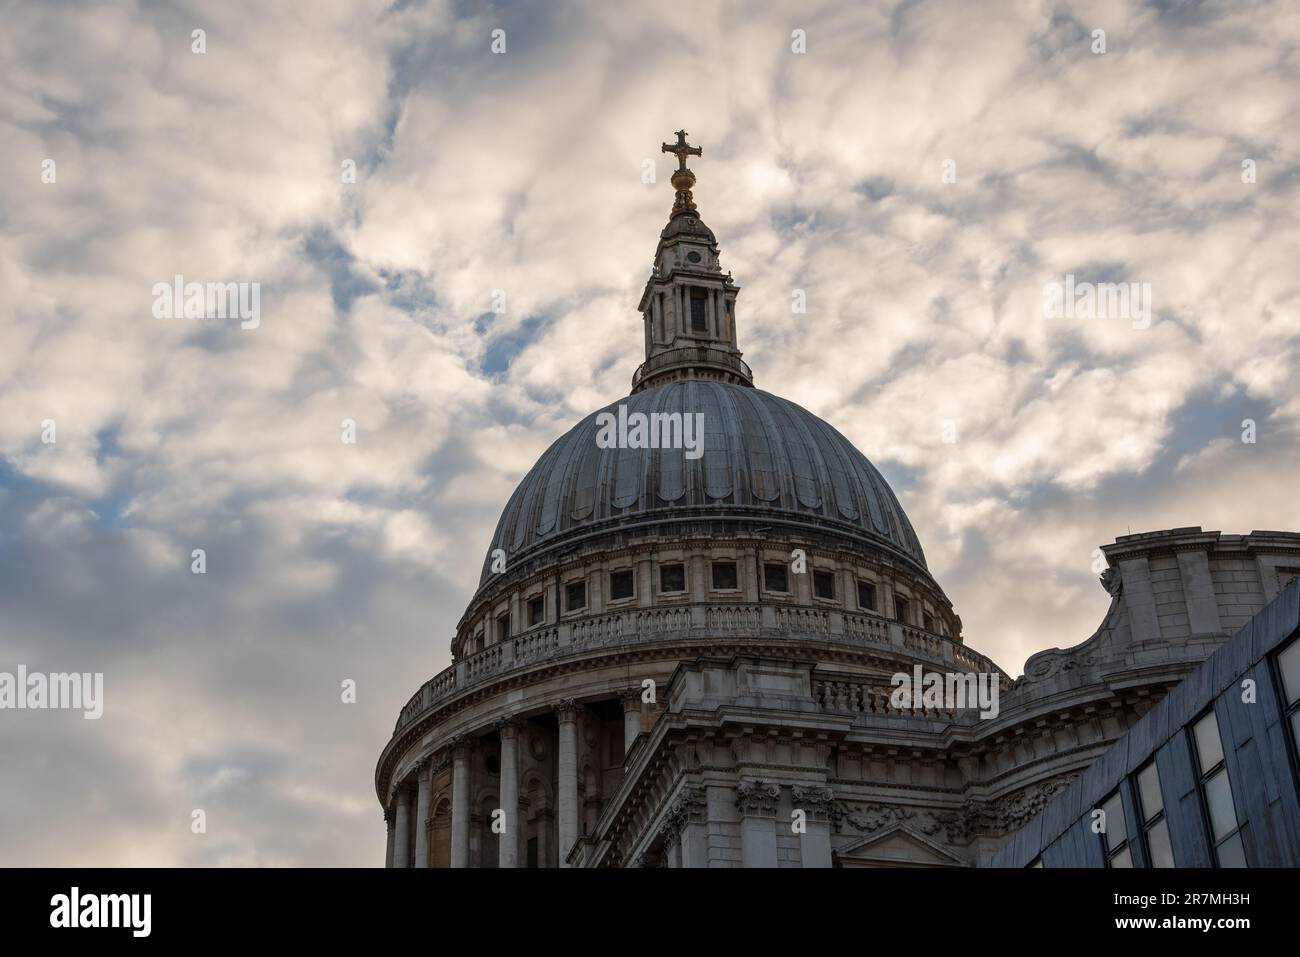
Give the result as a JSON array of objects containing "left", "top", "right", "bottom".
[{"left": 1, "top": 0, "right": 1297, "bottom": 865}]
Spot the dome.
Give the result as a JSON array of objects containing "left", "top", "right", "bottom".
[
  {"left": 660, "top": 211, "right": 716, "bottom": 243},
  {"left": 479, "top": 380, "right": 927, "bottom": 586}
]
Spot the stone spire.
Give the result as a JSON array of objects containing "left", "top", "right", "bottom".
[{"left": 632, "top": 131, "right": 753, "bottom": 394}]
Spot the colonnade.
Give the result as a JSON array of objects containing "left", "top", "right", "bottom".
[{"left": 386, "top": 692, "right": 642, "bottom": 868}]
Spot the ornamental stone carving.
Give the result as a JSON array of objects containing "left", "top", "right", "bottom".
[
  {"left": 791, "top": 784, "right": 835, "bottom": 822},
  {"left": 1099, "top": 566, "right": 1123, "bottom": 597},
  {"left": 494, "top": 717, "right": 521, "bottom": 739},
  {"left": 939, "top": 774, "right": 1080, "bottom": 839},
  {"left": 666, "top": 786, "right": 707, "bottom": 829},
  {"left": 836, "top": 802, "right": 945, "bottom": 840},
  {"left": 734, "top": 780, "right": 782, "bottom": 816}
]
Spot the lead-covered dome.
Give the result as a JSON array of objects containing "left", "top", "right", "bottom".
[{"left": 479, "top": 381, "right": 926, "bottom": 586}]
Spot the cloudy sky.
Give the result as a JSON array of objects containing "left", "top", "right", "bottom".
[{"left": 1, "top": 0, "right": 1297, "bottom": 866}]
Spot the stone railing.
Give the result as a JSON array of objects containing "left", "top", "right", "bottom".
[
  {"left": 811, "top": 676, "right": 957, "bottom": 722},
  {"left": 630, "top": 346, "right": 753, "bottom": 391},
  {"left": 394, "top": 602, "right": 1005, "bottom": 733}
]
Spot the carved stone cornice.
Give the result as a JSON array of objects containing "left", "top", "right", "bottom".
[{"left": 734, "top": 780, "right": 781, "bottom": 817}]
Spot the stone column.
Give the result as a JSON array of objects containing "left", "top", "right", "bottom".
[
  {"left": 556, "top": 700, "right": 580, "bottom": 868},
  {"left": 384, "top": 807, "right": 395, "bottom": 868},
  {"left": 791, "top": 785, "right": 834, "bottom": 868},
  {"left": 497, "top": 719, "right": 520, "bottom": 868},
  {"left": 393, "top": 780, "right": 412, "bottom": 868},
  {"left": 413, "top": 759, "right": 432, "bottom": 868},
  {"left": 621, "top": 689, "right": 642, "bottom": 754},
  {"left": 735, "top": 780, "right": 781, "bottom": 868},
  {"left": 450, "top": 738, "right": 471, "bottom": 868}
]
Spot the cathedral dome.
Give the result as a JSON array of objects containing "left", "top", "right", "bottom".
[{"left": 478, "top": 380, "right": 927, "bottom": 587}]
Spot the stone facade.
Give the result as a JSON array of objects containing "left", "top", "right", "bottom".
[{"left": 374, "top": 134, "right": 1300, "bottom": 867}]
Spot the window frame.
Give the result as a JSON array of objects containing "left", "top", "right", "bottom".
[
  {"left": 1133, "top": 759, "right": 1174, "bottom": 868},
  {"left": 564, "top": 580, "right": 587, "bottom": 614},
  {"left": 608, "top": 568, "right": 635, "bottom": 603},
  {"left": 1189, "top": 708, "right": 1248, "bottom": 868},
  {"left": 763, "top": 562, "right": 789, "bottom": 595},
  {"left": 1098, "top": 788, "right": 1132, "bottom": 868},
  {"left": 710, "top": 560, "right": 739, "bottom": 592},
  {"left": 856, "top": 580, "right": 876, "bottom": 612},
  {"left": 526, "top": 594, "right": 545, "bottom": 628},
  {"left": 813, "top": 569, "right": 836, "bottom": 601},
  {"left": 658, "top": 562, "right": 687, "bottom": 595},
  {"left": 1271, "top": 633, "right": 1300, "bottom": 801}
]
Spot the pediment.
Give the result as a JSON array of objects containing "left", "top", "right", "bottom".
[{"left": 834, "top": 823, "right": 967, "bottom": 868}]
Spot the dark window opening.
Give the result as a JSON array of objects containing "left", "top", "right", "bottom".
[
  {"left": 496, "top": 614, "right": 510, "bottom": 643},
  {"left": 565, "top": 581, "right": 587, "bottom": 612},
  {"left": 527, "top": 596, "right": 545, "bottom": 627},
  {"left": 690, "top": 289, "right": 707, "bottom": 333},
  {"left": 609, "top": 569, "right": 634, "bottom": 601},
  {"left": 894, "top": 595, "right": 910, "bottom": 624},
  {"left": 813, "top": 570, "right": 836, "bottom": 600},
  {"left": 923, "top": 612, "right": 935, "bottom": 633},
  {"left": 659, "top": 563, "right": 686, "bottom": 593},
  {"left": 857, "top": 581, "right": 876, "bottom": 611},
  {"left": 712, "top": 561, "right": 738, "bottom": 590},
  {"left": 764, "top": 563, "right": 789, "bottom": 593}
]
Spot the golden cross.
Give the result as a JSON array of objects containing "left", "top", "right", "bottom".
[{"left": 661, "top": 130, "right": 702, "bottom": 171}]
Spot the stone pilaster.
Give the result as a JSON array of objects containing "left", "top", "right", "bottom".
[
  {"left": 735, "top": 780, "right": 781, "bottom": 868},
  {"left": 791, "top": 784, "right": 834, "bottom": 868},
  {"left": 621, "top": 689, "right": 642, "bottom": 754},
  {"left": 667, "top": 785, "right": 708, "bottom": 868}
]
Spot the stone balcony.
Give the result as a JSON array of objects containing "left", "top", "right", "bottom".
[{"left": 394, "top": 602, "right": 1006, "bottom": 734}]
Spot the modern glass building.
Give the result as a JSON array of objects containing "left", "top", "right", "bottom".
[{"left": 993, "top": 579, "right": 1300, "bottom": 868}]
